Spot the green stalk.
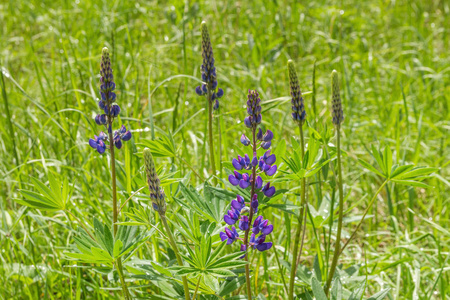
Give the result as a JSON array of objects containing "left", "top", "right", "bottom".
[
  {"left": 207, "top": 92, "right": 217, "bottom": 185},
  {"left": 288, "top": 123, "right": 306, "bottom": 300},
  {"left": 0, "top": 71, "right": 19, "bottom": 165},
  {"left": 325, "top": 126, "right": 344, "bottom": 296},
  {"left": 160, "top": 215, "right": 191, "bottom": 300},
  {"left": 108, "top": 121, "right": 130, "bottom": 300},
  {"left": 243, "top": 124, "right": 257, "bottom": 300},
  {"left": 339, "top": 180, "right": 388, "bottom": 255}
]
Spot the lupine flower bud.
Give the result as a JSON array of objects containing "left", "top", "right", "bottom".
[
  {"left": 240, "top": 134, "right": 251, "bottom": 146},
  {"left": 331, "top": 70, "right": 344, "bottom": 126},
  {"left": 288, "top": 60, "right": 306, "bottom": 124},
  {"left": 143, "top": 148, "right": 166, "bottom": 214}
]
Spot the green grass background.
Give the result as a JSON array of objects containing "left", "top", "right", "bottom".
[{"left": 0, "top": 0, "right": 449, "bottom": 299}]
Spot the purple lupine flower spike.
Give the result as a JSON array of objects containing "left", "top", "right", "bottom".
[
  {"left": 89, "top": 47, "right": 132, "bottom": 153},
  {"left": 221, "top": 89, "right": 276, "bottom": 259}
]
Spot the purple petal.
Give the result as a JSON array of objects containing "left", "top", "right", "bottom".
[
  {"left": 228, "top": 175, "right": 239, "bottom": 186},
  {"left": 122, "top": 131, "right": 132, "bottom": 141},
  {"left": 264, "top": 186, "right": 276, "bottom": 197},
  {"left": 240, "top": 134, "right": 251, "bottom": 146},
  {"left": 232, "top": 158, "right": 243, "bottom": 170},
  {"left": 262, "top": 224, "right": 273, "bottom": 235},
  {"left": 256, "top": 128, "right": 263, "bottom": 141},
  {"left": 266, "top": 154, "right": 276, "bottom": 165},
  {"left": 115, "top": 139, "right": 123, "bottom": 149},
  {"left": 227, "top": 238, "right": 234, "bottom": 245},
  {"left": 217, "top": 88, "right": 224, "bottom": 98},
  {"left": 239, "top": 180, "right": 250, "bottom": 189},
  {"left": 224, "top": 215, "right": 236, "bottom": 225},
  {"left": 266, "top": 165, "right": 277, "bottom": 176},
  {"left": 256, "top": 242, "right": 272, "bottom": 251},
  {"left": 251, "top": 155, "right": 258, "bottom": 167},
  {"left": 244, "top": 117, "right": 252, "bottom": 128},
  {"left": 89, "top": 139, "right": 98, "bottom": 149},
  {"left": 261, "top": 141, "right": 271, "bottom": 150},
  {"left": 195, "top": 86, "right": 203, "bottom": 96},
  {"left": 255, "top": 176, "right": 263, "bottom": 189},
  {"left": 231, "top": 200, "right": 242, "bottom": 211},
  {"left": 263, "top": 130, "right": 274, "bottom": 142},
  {"left": 220, "top": 232, "right": 227, "bottom": 241}
]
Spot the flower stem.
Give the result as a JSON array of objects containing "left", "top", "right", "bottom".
[
  {"left": 108, "top": 122, "right": 130, "bottom": 300},
  {"left": 339, "top": 180, "right": 388, "bottom": 255},
  {"left": 288, "top": 123, "right": 306, "bottom": 300},
  {"left": 325, "top": 126, "right": 344, "bottom": 296},
  {"left": 192, "top": 276, "right": 201, "bottom": 300},
  {"left": 243, "top": 125, "right": 257, "bottom": 300},
  {"left": 160, "top": 215, "right": 191, "bottom": 300},
  {"left": 207, "top": 91, "right": 217, "bottom": 185}
]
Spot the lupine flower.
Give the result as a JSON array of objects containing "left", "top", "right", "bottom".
[
  {"left": 239, "top": 215, "right": 249, "bottom": 231},
  {"left": 143, "top": 148, "right": 166, "bottom": 214},
  {"left": 195, "top": 21, "right": 224, "bottom": 110},
  {"left": 288, "top": 60, "right": 306, "bottom": 124},
  {"left": 220, "top": 227, "right": 239, "bottom": 245},
  {"left": 231, "top": 195, "right": 245, "bottom": 211},
  {"left": 89, "top": 47, "right": 132, "bottom": 153},
  {"left": 331, "top": 70, "right": 344, "bottom": 126},
  {"left": 89, "top": 132, "right": 107, "bottom": 154},
  {"left": 249, "top": 233, "right": 273, "bottom": 251},
  {"left": 224, "top": 208, "right": 240, "bottom": 225},
  {"left": 221, "top": 89, "right": 276, "bottom": 256}
]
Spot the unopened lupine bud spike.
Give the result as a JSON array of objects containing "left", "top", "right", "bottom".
[
  {"left": 288, "top": 60, "right": 306, "bottom": 125},
  {"left": 143, "top": 148, "right": 166, "bottom": 214},
  {"left": 196, "top": 21, "right": 224, "bottom": 111},
  {"left": 331, "top": 70, "right": 344, "bottom": 126}
]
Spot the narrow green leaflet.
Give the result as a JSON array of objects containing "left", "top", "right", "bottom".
[{"left": 16, "top": 175, "right": 69, "bottom": 211}]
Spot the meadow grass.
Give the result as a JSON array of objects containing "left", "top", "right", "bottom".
[{"left": 0, "top": 0, "right": 449, "bottom": 299}]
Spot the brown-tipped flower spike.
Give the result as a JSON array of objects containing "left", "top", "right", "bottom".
[
  {"left": 288, "top": 60, "right": 306, "bottom": 125},
  {"left": 331, "top": 70, "right": 344, "bottom": 126},
  {"left": 143, "top": 148, "right": 166, "bottom": 214}
]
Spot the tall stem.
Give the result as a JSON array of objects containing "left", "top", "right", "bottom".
[
  {"left": 325, "top": 126, "right": 344, "bottom": 296},
  {"left": 108, "top": 121, "right": 130, "bottom": 300},
  {"left": 207, "top": 90, "right": 217, "bottom": 185},
  {"left": 288, "top": 123, "right": 306, "bottom": 300},
  {"left": 243, "top": 125, "right": 257, "bottom": 300},
  {"left": 160, "top": 215, "right": 191, "bottom": 300},
  {"left": 339, "top": 180, "right": 388, "bottom": 255}
]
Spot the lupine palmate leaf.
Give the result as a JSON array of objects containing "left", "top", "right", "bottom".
[
  {"left": 17, "top": 175, "right": 69, "bottom": 211},
  {"left": 66, "top": 221, "right": 154, "bottom": 266},
  {"left": 359, "top": 146, "right": 438, "bottom": 188}
]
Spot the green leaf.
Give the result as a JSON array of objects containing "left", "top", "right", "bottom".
[
  {"left": 368, "top": 288, "right": 391, "bottom": 300},
  {"left": 311, "top": 277, "right": 328, "bottom": 300},
  {"left": 389, "top": 164, "right": 414, "bottom": 179},
  {"left": 358, "top": 158, "right": 385, "bottom": 178},
  {"left": 391, "top": 179, "right": 431, "bottom": 188},
  {"left": 17, "top": 190, "right": 61, "bottom": 211}
]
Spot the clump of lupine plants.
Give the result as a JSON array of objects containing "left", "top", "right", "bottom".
[{"left": 15, "top": 21, "right": 439, "bottom": 300}]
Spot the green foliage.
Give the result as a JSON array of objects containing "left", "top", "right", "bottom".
[
  {"left": 16, "top": 174, "right": 70, "bottom": 211},
  {"left": 66, "top": 219, "right": 154, "bottom": 267},
  {"left": 358, "top": 145, "right": 438, "bottom": 187}
]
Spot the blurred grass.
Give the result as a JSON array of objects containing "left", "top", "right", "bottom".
[{"left": 0, "top": 0, "right": 449, "bottom": 299}]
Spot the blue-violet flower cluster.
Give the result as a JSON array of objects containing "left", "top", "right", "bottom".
[
  {"left": 220, "top": 90, "right": 276, "bottom": 253},
  {"left": 195, "top": 21, "right": 224, "bottom": 111},
  {"left": 89, "top": 47, "right": 131, "bottom": 154}
]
